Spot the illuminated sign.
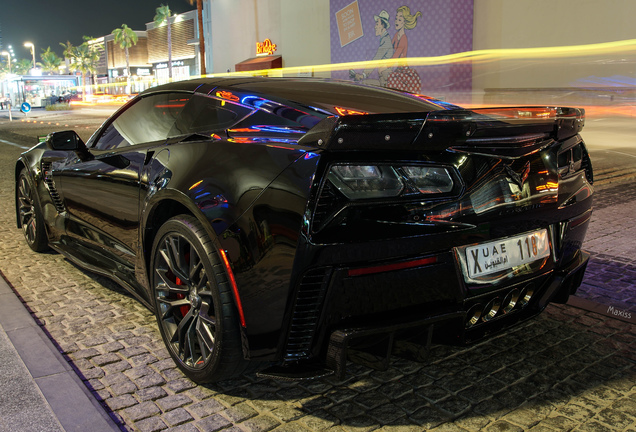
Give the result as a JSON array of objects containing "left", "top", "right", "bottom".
[
  {"left": 156, "top": 60, "right": 185, "bottom": 69},
  {"left": 256, "top": 39, "right": 277, "bottom": 56},
  {"left": 136, "top": 68, "right": 151, "bottom": 76}
]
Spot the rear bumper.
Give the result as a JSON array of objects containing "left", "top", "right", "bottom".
[{"left": 316, "top": 250, "right": 589, "bottom": 380}]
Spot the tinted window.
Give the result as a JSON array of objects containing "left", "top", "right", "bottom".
[
  {"left": 231, "top": 109, "right": 311, "bottom": 131},
  {"left": 233, "top": 80, "right": 446, "bottom": 115},
  {"left": 93, "top": 93, "right": 189, "bottom": 150},
  {"left": 169, "top": 94, "right": 253, "bottom": 137}
]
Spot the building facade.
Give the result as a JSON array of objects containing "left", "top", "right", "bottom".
[{"left": 146, "top": 10, "right": 200, "bottom": 84}]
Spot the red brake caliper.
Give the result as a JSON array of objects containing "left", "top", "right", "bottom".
[{"left": 175, "top": 277, "right": 191, "bottom": 317}]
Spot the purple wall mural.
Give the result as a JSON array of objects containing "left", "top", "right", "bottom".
[{"left": 330, "top": 0, "right": 474, "bottom": 96}]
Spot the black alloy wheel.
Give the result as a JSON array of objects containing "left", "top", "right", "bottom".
[
  {"left": 150, "top": 215, "right": 246, "bottom": 383},
  {"left": 17, "top": 169, "right": 49, "bottom": 252}
]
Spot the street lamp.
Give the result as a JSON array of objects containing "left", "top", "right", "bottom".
[
  {"left": 24, "top": 42, "right": 36, "bottom": 69},
  {"left": 1, "top": 51, "right": 11, "bottom": 73}
]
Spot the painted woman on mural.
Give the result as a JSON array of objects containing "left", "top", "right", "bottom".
[{"left": 386, "top": 5, "right": 423, "bottom": 93}]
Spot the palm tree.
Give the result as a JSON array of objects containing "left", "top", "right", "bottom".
[
  {"left": 112, "top": 24, "right": 139, "bottom": 81},
  {"left": 186, "top": 0, "right": 206, "bottom": 76},
  {"left": 60, "top": 39, "right": 100, "bottom": 99},
  {"left": 14, "top": 59, "right": 33, "bottom": 75},
  {"left": 38, "top": 47, "right": 62, "bottom": 74},
  {"left": 154, "top": 4, "right": 173, "bottom": 80}
]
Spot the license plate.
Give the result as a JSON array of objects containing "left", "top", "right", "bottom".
[{"left": 465, "top": 230, "right": 550, "bottom": 278}]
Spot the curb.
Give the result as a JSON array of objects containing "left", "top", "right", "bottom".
[{"left": 0, "top": 272, "right": 121, "bottom": 432}]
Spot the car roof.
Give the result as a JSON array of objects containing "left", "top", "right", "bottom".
[{"left": 139, "top": 77, "right": 450, "bottom": 116}]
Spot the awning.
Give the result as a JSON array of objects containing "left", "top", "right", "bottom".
[{"left": 235, "top": 55, "right": 282, "bottom": 72}]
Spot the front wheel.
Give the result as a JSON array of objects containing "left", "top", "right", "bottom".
[
  {"left": 17, "top": 168, "right": 49, "bottom": 252},
  {"left": 150, "top": 215, "right": 247, "bottom": 383}
]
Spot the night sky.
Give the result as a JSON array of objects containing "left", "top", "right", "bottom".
[{"left": 1, "top": 0, "right": 190, "bottom": 60}]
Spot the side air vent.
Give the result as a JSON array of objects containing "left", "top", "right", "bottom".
[
  {"left": 311, "top": 181, "right": 344, "bottom": 232},
  {"left": 581, "top": 144, "right": 594, "bottom": 184},
  {"left": 41, "top": 162, "right": 66, "bottom": 213},
  {"left": 284, "top": 268, "right": 331, "bottom": 361},
  {"left": 558, "top": 142, "right": 586, "bottom": 179}
]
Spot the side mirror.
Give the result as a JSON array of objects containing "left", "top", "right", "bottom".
[{"left": 45, "top": 130, "right": 86, "bottom": 151}]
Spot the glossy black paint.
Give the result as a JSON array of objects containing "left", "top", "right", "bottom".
[{"left": 15, "top": 77, "right": 593, "bottom": 379}]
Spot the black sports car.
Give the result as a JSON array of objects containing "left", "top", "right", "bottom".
[{"left": 15, "top": 77, "right": 593, "bottom": 383}]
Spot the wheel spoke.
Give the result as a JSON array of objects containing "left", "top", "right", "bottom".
[
  {"left": 197, "top": 310, "right": 215, "bottom": 353},
  {"left": 189, "top": 252, "right": 203, "bottom": 280},
  {"left": 160, "top": 236, "right": 188, "bottom": 282},
  {"left": 157, "top": 297, "right": 190, "bottom": 320},
  {"left": 18, "top": 197, "right": 32, "bottom": 210},
  {"left": 17, "top": 177, "right": 36, "bottom": 241},
  {"left": 18, "top": 178, "right": 30, "bottom": 199},
  {"left": 26, "top": 218, "right": 36, "bottom": 242},
  {"left": 153, "top": 224, "right": 220, "bottom": 372},
  {"left": 171, "top": 306, "right": 194, "bottom": 345},
  {"left": 155, "top": 268, "right": 189, "bottom": 295}
]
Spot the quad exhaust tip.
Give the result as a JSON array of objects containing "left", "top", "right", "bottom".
[{"left": 465, "top": 286, "right": 534, "bottom": 328}]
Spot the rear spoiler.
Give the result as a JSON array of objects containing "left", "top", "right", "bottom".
[{"left": 298, "top": 107, "right": 585, "bottom": 159}]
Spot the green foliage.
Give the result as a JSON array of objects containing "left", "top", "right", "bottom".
[
  {"left": 14, "top": 59, "right": 33, "bottom": 75},
  {"left": 112, "top": 24, "right": 139, "bottom": 78},
  {"left": 154, "top": 4, "right": 173, "bottom": 79},
  {"left": 153, "top": 4, "right": 172, "bottom": 26},
  {"left": 45, "top": 103, "right": 75, "bottom": 111},
  {"left": 59, "top": 39, "right": 101, "bottom": 94},
  {"left": 38, "top": 47, "right": 62, "bottom": 74},
  {"left": 113, "top": 24, "right": 138, "bottom": 50},
  {"left": 0, "top": 61, "right": 9, "bottom": 77}
]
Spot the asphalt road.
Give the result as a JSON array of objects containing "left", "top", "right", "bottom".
[{"left": 0, "top": 107, "right": 634, "bottom": 432}]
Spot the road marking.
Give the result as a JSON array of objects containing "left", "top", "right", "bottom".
[
  {"left": 605, "top": 150, "right": 636, "bottom": 159},
  {"left": 0, "top": 138, "right": 30, "bottom": 150}
]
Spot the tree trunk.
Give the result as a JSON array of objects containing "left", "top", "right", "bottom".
[
  {"left": 125, "top": 46, "right": 131, "bottom": 94},
  {"left": 197, "top": 0, "right": 206, "bottom": 76},
  {"left": 167, "top": 20, "right": 173, "bottom": 79}
]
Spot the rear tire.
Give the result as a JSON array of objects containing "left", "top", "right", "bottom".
[
  {"left": 17, "top": 168, "right": 49, "bottom": 252},
  {"left": 150, "top": 215, "right": 247, "bottom": 383}
]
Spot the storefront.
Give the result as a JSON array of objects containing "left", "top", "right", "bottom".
[
  {"left": 109, "top": 66, "right": 155, "bottom": 94},
  {"left": 146, "top": 10, "right": 200, "bottom": 84},
  {"left": 153, "top": 58, "right": 196, "bottom": 83},
  {"left": 6, "top": 75, "right": 80, "bottom": 108}
]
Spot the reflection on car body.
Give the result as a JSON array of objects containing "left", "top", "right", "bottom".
[{"left": 15, "top": 77, "right": 593, "bottom": 383}]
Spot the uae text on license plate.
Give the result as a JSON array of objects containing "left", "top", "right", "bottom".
[{"left": 465, "top": 230, "right": 550, "bottom": 278}]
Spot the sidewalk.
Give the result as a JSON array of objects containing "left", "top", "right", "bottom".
[{"left": 0, "top": 275, "right": 120, "bottom": 432}]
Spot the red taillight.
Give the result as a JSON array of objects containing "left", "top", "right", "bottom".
[
  {"left": 347, "top": 257, "right": 438, "bottom": 277},
  {"left": 218, "top": 249, "right": 246, "bottom": 328}
]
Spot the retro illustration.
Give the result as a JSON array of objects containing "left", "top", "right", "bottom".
[{"left": 332, "top": 0, "right": 474, "bottom": 94}]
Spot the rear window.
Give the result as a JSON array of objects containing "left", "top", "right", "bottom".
[{"left": 232, "top": 80, "right": 446, "bottom": 116}]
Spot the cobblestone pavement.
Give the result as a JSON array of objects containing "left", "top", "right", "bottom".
[
  {"left": 577, "top": 182, "right": 636, "bottom": 315},
  {"left": 0, "top": 113, "right": 634, "bottom": 432}
]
